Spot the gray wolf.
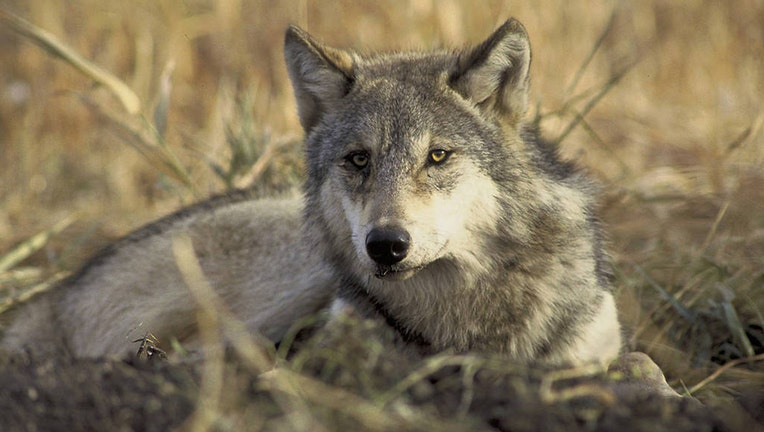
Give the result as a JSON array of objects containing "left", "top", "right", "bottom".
[{"left": 1, "top": 19, "right": 621, "bottom": 366}]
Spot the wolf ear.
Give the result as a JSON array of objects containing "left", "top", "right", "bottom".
[
  {"left": 449, "top": 19, "right": 531, "bottom": 124},
  {"left": 284, "top": 26, "right": 356, "bottom": 133}
]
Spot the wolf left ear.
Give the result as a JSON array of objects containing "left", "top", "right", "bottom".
[
  {"left": 284, "top": 26, "right": 356, "bottom": 133},
  {"left": 449, "top": 19, "right": 531, "bottom": 124}
]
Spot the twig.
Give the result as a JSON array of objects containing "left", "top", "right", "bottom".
[
  {"left": 698, "top": 201, "right": 730, "bottom": 254},
  {"left": 539, "top": 363, "right": 615, "bottom": 405},
  {"left": 377, "top": 354, "right": 483, "bottom": 406},
  {"left": 688, "top": 353, "right": 764, "bottom": 395},
  {"left": 260, "top": 369, "right": 398, "bottom": 431}
]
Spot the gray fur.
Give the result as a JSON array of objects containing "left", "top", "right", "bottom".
[{"left": 2, "top": 193, "right": 337, "bottom": 358}]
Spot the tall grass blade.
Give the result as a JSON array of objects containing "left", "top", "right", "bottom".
[
  {"left": 555, "top": 62, "right": 634, "bottom": 145},
  {"left": 79, "top": 97, "right": 195, "bottom": 190},
  {"left": 565, "top": 8, "right": 617, "bottom": 96},
  {"left": 0, "top": 8, "right": 141, "bottom": 115},
  {"left": 634, "top": 265, "right": 695, "bottom": 322},
  {"left": 0, "top": 216, "right": 74, "bottom": 273},
  {"left": 0, "top": 272, "right": 68, "bottom": 315},
  {"left": 153, "top": 60, "right": 176, "bottom": 141},
  {"left": 718, "top": 284, "right": 756, "bottom": 358}
]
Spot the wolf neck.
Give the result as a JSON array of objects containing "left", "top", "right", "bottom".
[{"left": 335, "top": 219, "right": 603, "bottom": 364}]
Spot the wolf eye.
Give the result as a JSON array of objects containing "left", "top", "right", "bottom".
[
  {"left": 428, "top": 149, "right": 450, "bottom": 164},
  {"left": 346, "top": 151, "right": 369, "bottom": 169}
]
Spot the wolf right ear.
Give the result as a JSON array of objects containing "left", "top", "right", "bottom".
[
  {"left": 449, "top": 19, "right": 531, "bottom": 125},
  {"left": 284, "top": 26, "right": 356, "bottom": 133}
]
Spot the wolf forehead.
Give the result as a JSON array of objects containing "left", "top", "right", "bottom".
[
  {"left": 315, "top": 99, "right": 493, "bottom": 154},
  {"left": 323, "top": 56, "right": 487, "bottom": 120},
  {"left": 304, "top": 55, "right": 509, "bottom": 162}
]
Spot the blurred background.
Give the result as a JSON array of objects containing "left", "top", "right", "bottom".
[{"left": 1, "top": 0, "right": 762, "bottom": 403}]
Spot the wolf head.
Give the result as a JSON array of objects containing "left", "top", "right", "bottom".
[
  {"left": 284, "top": 21, "right": 618, "bottom": 361},
  {"left": 284, "top": 20, "right": 579, "bottom": 284}
]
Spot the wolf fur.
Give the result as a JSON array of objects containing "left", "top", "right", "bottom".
[
  {"left": 1, "top": 191, "right": 335, "bottom": 358},
  {"left": 2, "top": 19, "right": 621, "bottom": 366}
]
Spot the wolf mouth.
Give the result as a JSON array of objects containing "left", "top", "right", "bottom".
[
  {"left": 374, "top": 264, "right": 423, "bottom": 280},
  {"left": 372, "top": 241, "right": 450, "bottom": 280}
]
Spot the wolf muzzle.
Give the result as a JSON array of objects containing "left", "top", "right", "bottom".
[{"left": 365, "top": 226, "right": 411, "bottom": 266}]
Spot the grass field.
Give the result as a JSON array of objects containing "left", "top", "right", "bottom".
[{"left": 1, "top": 0, "right": 763, "bottom": 429}]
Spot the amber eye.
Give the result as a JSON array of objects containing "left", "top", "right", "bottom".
[
  {"left": 346, "top": 152, "right": 369, "bottom": 169},
  {"left": 428, "top": 149, "right": 450, "bottom": 164}
]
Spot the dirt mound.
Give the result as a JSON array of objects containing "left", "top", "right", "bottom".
[{"left": 0, "top": 315, "right": 745, "bottom": 432}]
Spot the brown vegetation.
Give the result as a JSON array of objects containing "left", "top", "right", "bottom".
[{"left": 0, "top": 1, "right": 762, "bottom": 430}]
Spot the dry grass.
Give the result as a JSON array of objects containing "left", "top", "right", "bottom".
[{"left": 1, "top": 0, "right": 763, "bottom": 428}]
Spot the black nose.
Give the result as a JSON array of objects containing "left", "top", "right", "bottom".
[{"left": 365, "top": 226, "right": 411, "bottom": 266}]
